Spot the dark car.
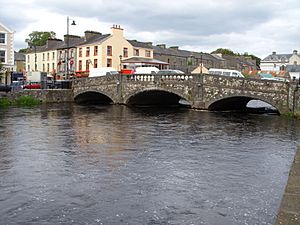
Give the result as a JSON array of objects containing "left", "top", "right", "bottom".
[{"left": 0, "top": 84, "right": 12, "bottom": 92}]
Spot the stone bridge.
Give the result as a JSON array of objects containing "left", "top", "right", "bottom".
[{"left": 72, "top": 73, "right": 300, "bottom": 114}]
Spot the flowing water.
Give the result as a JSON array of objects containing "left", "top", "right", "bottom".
[{"left": 0, "top": 104, "right": 299, "bottom": 225}]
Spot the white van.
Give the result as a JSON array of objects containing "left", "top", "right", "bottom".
[
  {"left": 89, "top": 67, "right": 119, "bottom": 77},
  {"left": 208, "top": 68, "right": 244, "bottom": 78},
  {"left": 134, "top": 67, "right": 159, "bottom": 74}
]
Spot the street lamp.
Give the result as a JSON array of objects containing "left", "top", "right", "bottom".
[{"left": 66, "top": 16, "right": 76, "bottom": 80}]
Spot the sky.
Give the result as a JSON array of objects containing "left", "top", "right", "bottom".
[{"left": 1, "top": 0, "right": 300, "bottom": 58}]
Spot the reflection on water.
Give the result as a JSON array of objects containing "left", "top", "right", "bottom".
[{"left": 0, "top": 104, "right": 299, "bottom": 225}]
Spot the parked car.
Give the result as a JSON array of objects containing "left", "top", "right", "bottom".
[
  {"left": 89, "top": 67, "right": 119, "bottom": 77},
  {"left": 23, "top": 83, "right": 41, "bottom": 89},
  {"left": 157, "top": 69, "right": 184, "bottom": 75},
  {"left": 208, "top": 68, "right": 244, "bottom": 78},
  {"left": 133, "top": 67, "right": 159, "bottom": 74},
  {"left": 0, "top": 84, "right": 11, "bottom": 92}
]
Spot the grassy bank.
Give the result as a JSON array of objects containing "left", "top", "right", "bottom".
[{"left": 0, "top": 96, "right": 41, "bottom": 107}]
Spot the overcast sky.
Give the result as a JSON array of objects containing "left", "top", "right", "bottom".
[{"left": 1, "top": 0, "right": 300, "bottom": 58}]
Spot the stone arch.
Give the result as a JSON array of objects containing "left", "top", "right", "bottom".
[
  {"left": 124, "top": 87, "right": 191, "bottom": 106},
  {"left": 207, "top": 94, "right": 281, "bottom": 114},
  {"left": 74, "top": 89, "right": 116, "bottom": 104}
]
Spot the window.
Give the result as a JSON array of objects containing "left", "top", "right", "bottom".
[
  {"left": 86, "top": 60, "right": 90, "bottom": 71},
  {"left": 107, "top": 46, "right": 112, "bottom": 56},
  {"left": 145, "top": 50, "right": 151, "bottom": 57},
  {"left": 52, "top": 52, "right": 55, "bottom": 60},
  {"left": 47, "top": 63, "right": 50, "bottom": 72},
  {"left": 42, "top": 53, "right": 45, "bottom": 61},
  {"left": 94, "top": 46, "right": 98, "bottom": 56},
  {"left": 79, "top": 48, "right": 82, "bottom": 57},
  {"left": 107, "top": 58, "right": 112, "bottom": 67},
  {"left": 47, "top": 52, "right": 50, "bottom": 61},
  {"left": 0, "top": 33, "right": 5, "bottom": 44},
  {"left": 0, "top": 50, "right": 5, "bottom": 63},
  {"left": 94, "top": 59, "right": 98, "bottom": 68},
  {"left": 123, "top": 47, "right": 128, "bottom": 57},
  {"left": 79, "top": 60, "right": 82, "bottom": 70},
  {"left": 86, "top": 47, "right": 90, "bottom": 57},
  {"left": 43, "top": 64, "right": 45, "bottom": 72},
  {"left": 134, "top": 48, "right": 139, "bottom": 56}
]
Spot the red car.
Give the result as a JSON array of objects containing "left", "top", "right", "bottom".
[{"left": 23, "top": 83, "right": 41, "bottom": 89}]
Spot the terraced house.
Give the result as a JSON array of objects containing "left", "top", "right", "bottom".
[{"left": 25, "top": 25, "right": 158, "bottom": 79}]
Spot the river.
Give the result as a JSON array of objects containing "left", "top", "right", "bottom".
[{"left": 0, "top": 104, "right": 299, "bottom": 225}]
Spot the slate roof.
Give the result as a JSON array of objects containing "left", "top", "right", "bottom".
[
  {"left": 286, "top": 65, "right": 300, "bottom": 72},
  {"left": 122, "top": 57, "right": 168, "bottom": 65},
  {"left": 76, "top": 34, "right": 110, "bottom": 47},
  {"left": 153, "top": 45, "right": 218, "bottom": 62},
  {"left": 262, "top": 53, "right": 292, "bottom": 62},
  {"left": 128, "top": 40, "right": 153, "bottom": 49},
  {"left": 14, "top": 51, "right": 25, "bottom": 61}
]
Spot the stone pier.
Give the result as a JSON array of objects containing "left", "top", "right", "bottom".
[{"left": 276, "top": 146, "right": 300, "bottom": 225}]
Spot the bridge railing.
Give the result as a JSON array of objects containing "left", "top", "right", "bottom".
[{"left": 124, "top": 74, "right": 194, "bottom": 83}]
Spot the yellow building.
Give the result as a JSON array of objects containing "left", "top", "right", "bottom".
[{"left": 75, "top": 25, "right": 154, "bottom": 77}]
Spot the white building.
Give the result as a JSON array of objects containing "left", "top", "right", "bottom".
[
  {"left": 260, "top": 50, "right": 300, "bottom": 72},
  {"left": 0, "top": 22, "right": 14, "bottom": 70}
]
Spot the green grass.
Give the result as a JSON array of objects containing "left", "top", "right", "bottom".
[
  {"left": 14, "top": 96, "right": 41, "bottom": 106},
  {"left": 0, "top": 96, "right": 41, "bottom": 108},
  {"left": 0, "top": 98, "right": 12, "bottom": 107}
]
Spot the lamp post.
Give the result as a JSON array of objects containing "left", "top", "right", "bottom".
[
  {"left": 119, "top": 55, "right": 123, "bottom": 72},
  {"left": 200, "top": 53, "right": 203, "bottom": 74},
  {"left": 66, "top": 16, "right": 76, "bottom": 80}
]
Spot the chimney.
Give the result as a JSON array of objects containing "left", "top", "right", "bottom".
[
  {"left": 157, "top": 44, "right": 166, "bottom": 49},
  {"left": 111, "top": 24, "right": 124, "bottom": 37},
  {"left": 293, "top": 50, "right": 298, "bottom": 55},
  {"left": 47, "top": 38, "right": 63, "bottom": 48},
  {"left": 272, "top": 51, "right": 276, "bottom": 55},
  {"left": 170, "top": 46, "right": 179, "bottom": 51},
  {"left": 84, "top": 31, "right": 102, "bottom": 41},
  {"left": 145, "top": 42, "right": 153, "bottom": 47},
  {"left": 64, "top": 34, "right": 81, "bottom": 44}
]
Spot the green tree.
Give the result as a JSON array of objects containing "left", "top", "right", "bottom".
[
  {"left": 25, "top": 31, "right": 56, "bottom": 47},
  {"left": 18, "top": 48, "right": 29, "bottom": 53},
  {"left": 211, "top": 48, "right": 235, "bottom": 56}
]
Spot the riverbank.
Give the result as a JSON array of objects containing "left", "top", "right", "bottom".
[{"left": 276, "top": 146, "right": 300, "bottom": 225}]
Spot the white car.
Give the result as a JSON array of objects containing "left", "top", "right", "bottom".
[{"left": 133, "top": 67, "right": 159, "bottom": 74}]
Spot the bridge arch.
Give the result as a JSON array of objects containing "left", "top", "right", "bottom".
[
  {"left": 124, "top": 88, "right": 191, "bottom": 106},
  {"left": 74, "top": 90, "right": 115, "bottom": 105},
  {"left": 207, "top": 95, "right": 281, "bottom": 114}
]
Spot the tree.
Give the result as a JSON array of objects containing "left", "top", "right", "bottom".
[
  {"left": 25, "top": 31, "right": 56, "bottom": 47},
  {"left": 211, "top": 48, "right": 235, "bottom": 56},
  {"left": 18, "top": 48, "right": 29, "bottom": 53}
]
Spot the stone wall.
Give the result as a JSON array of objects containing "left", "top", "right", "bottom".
[
  {"left": 276, "top": 146, "right": 300, "bottom": 225},
  {"left": 8, "top": 90, "right": 74, "bottom": 103}
]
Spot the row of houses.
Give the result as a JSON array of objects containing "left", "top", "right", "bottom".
[{"left": 1, "top": 22, "right": 259, "bottom": 81}]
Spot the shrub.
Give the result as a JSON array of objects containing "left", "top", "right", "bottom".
[
  {"left": 14, "top": 96, "right": 41, "bottom": 106},
  {"left": 0, "top": 98, "right": 12, "bottom": 107}
]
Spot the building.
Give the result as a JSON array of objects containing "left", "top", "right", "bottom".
[
  {"left": 260, "top": 50, "right": 300, "bottom": 72},
  {"left": 14, "top": 51, "right": 25, "bottom": 73},
  {"left": 26, "top": 38, "right": 64, "bottom": 76},
  {"left": 153, "top": 44, "right": 222, "bottom": 73},
  {"left": 0, "top": 22, "right": 14, "bottom": 70},
  {"left": 25, "top": 25, "right": 160, "bottom": 78}
]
